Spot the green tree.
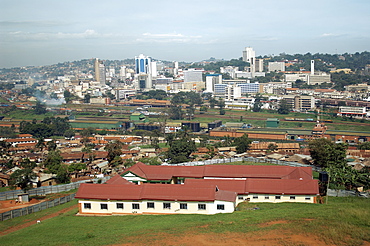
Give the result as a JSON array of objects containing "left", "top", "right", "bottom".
[
  {"left": 218, "top": 99, "right": 225, "bottom": 115},
  {"left": 34, "top": 101, "right": 47, "bottom": 115},
  {"left": 64, "top": 90, "right": 73, "bottom": 103},
  {"left": 277, "top": 99, "right": 291, "bottom": 114},
  {"left": 309, "top": 138, "right": 369, "bottom": 190},
  {"left": 43, "top": 150, "right": 63, "bottom": 174},
  {"left": 83, "top": 94, "right": 91, "bottom": 103},
  {"left": 138, "top": 157, "right": 161, "bottom": 165},
  {"left": 166, "top": 128, "right": 196, "bottom": 164},
  {"left": 10, "top": 169, "right": 37, "bottom": 192},
  {"left": 252, "top": 94, "right": 263, "bottom": 112},
  {"left": 105, "top": 140, "right": 124, "bottom": 165},
  {"left": 169, "top": 105, "right": 183, "bottom": 120},
  {"left": 267, "top": 143, "right": 278, "bottom": 152},
  {"left": 358, "top": 142, "right": 370, "bottom": 150},
  {"left": 56, "top": 164, "right": 70, "bottom": 183},
  {"left": 234, "top": 134, "right": 252, "bottom": 154},
  {"left": 20, "top": 158, "right": 37, "bottom": 169}
]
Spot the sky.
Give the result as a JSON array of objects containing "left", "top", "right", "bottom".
[{"left": 0, "top": 0, "right": 369, "bottom": 68}]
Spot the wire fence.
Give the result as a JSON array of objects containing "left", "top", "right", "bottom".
[
  {"left": 0, "top": 176, "right": 111, "bottom": 201},
  {"left": 0, "top": 193, "right": 75, "bottom": 221},
  {"left": 166, "top": 156, "right": 320, "bottom": 170},
  {"left": 328, "top": 189, "right": 369, "bottom": 198}
]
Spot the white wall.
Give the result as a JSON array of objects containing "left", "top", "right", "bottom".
[{"left": 78, "top": 199, "right": 235, "bottom": 215}]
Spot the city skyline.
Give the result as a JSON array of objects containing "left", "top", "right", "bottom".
[{"left": 1, "top": 0, "right": 369, "bottom": 68}]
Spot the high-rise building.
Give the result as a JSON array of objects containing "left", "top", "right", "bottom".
[
  {"left": 311, "top": 60, "right": 315, "bottom": 75},
  {"left": 242, "top": 47, "right": 256, "bottom": 76},
  {"left": 255, "top": 59, "right": 264, "bottom": 72},
  {"left": 205, "top": 74, "right": 222, "bottom": 93},
  {"left": 135, "top": 54, "right": 151, "bottom": 74},
  {"left": 94, "top": 58, "right": 106, "bottom": 85}
]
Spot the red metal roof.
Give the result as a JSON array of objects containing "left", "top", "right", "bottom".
[
  {"left": 75, "top": 183, "right": 236, "bottom": 202},
  {"left": 245, "top": 179, "right": 319, "bottom": 195},
  {"left": 105, "top": 175, "right": 134, "bottom": 185},
  {"left": 185, "top": 178, "right": 318, "bottom": 195},
  {"left": 123, "top": 163, "right": 313, "bottom": 180}
]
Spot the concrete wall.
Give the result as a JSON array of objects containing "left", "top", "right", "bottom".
[
  {"left": 78, "top": 199, "right": 235, "bottom": 215},
  {"left": 236, "top": 194, "right": 316, "bottom": 204}
]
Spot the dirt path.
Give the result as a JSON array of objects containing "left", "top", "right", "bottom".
[{"left": 0, "top": 203, "right": 78, "bottom": 236}]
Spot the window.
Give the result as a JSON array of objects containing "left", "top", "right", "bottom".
[
  {"left": 116, "top": 203, "right": 124, "bottom": 209},
  {"left": 217, "top": 204, "right": 225, "bottom": 210},
  {"left": 147, "top": 202, "right": 155, "bottom": 209},
  {"left": 132, "top": 203, "right": 140, "bottom": 210},
  {"left": 100, "top": 203, "right": 108, "bottom": 210},
  {"left": 84, "top": 203, "right": 91, "bottom": 209},
  {"left": 265, "top": 196, "right": 269, "bottom": 200},
  {"left": 253, "top": 195, "right": 258, "bottom": 199},
  {"left": 275, "top": 196, "right": 281, "bottom": 200},
  {"left": 238, "top": 196, "right": 244, "bottom": 200},
  {"left": 198, "top": 204, "right": 206, "bottom": 210},
  {"left": 305, "top": 197, "right": 311, "bottom": 201},
  {"left": 290, "top": 196, "right": 295, "bottom": 200},
  {"left": 163, "top": 203, "right": 171, "bottom": 209},
  {"left": 180, "top": 203, "right": 187, "bottom": 210}
]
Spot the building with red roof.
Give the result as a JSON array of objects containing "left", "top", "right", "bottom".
[
  {"left": 75, "top": 163, "right": 319, "bottom": 216},
  {"left": 76, "top": 175, "right": 236, "bottom": 215}
]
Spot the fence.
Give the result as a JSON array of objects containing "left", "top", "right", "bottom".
[
  {"left": 0, "top": 193, "right": 75, "bottom": 221},
  {"left": 0, "top": 176, "right": 111, "bottom": 201},
  {"left": 328, "top": 189, "right": 369, "bottom": 198},
  {"left": 166, "top": 156, "right": 319, "bottom": 170}
]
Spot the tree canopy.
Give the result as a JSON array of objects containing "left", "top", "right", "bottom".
[{"left": 309, "top": 138, "right": 370, "bottom": 190}]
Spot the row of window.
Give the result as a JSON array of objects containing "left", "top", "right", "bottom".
[
  {"left": 84, "top": 202, "right": 225, "bottom": 211},
  {"left": 238, "top": 195, "right": 311, "bottom": 200}
]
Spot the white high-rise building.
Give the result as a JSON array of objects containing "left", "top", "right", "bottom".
[
  {"left": 120, "top": 66, "right": 126, "bottom": 79},
  {"left": 311, "top": 60, "right": 315, "bottom": 75},
  {"left": 205, "top": 74, "right": 222, "bottom": 93},
  {"left": 243, "top": 47, "right": 256, "bottom": 76}
]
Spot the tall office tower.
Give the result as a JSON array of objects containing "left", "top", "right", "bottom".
[
  {"left": 242, "top": 47, "right": 256, "bottom": 75},
  {"left": 120, "top": 66, "right": 126, "bottom": 79},
  {"left": 151, "top": 61, "right": 157, "bottom": 78},
  {"left": 174, "top": 61, "right": 179, "bottom": 75},
  {"left": 311, "top": 60, "right": 315, "bottom": 75},
  {"left": 205, "top": 74, "right": 222, "bottom": 93},
  {"left": 135, "top": 54, "right": 151, "bottom": 74},
  {"left": 94, "top": 58, "right": 106, "bottom": 85},
  {"left": 255, "top": 59, "right": 264, "bottom": 72}
]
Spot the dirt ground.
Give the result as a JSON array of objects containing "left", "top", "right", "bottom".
[
  {"left": 0, "top": 198, "right": 44, "bottom": 213},
  {"left": 120, "top": 229, "right": 334, "bottom": 246}
]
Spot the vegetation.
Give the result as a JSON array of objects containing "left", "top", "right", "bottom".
[
  {"left": 165, "top": 127, "right": 196, "bottom": 163},
  {"left": 309, "top": 138, "right": 370, "bottom": 190},
  {"left": 0, "top": 197, "right": 369, "bottom": 245},
  {"left": 19, "top": 117, "right": 72, "bottom": 138},
  {"left": 9, "top": 168, "right": 36, "bottom": 192}
]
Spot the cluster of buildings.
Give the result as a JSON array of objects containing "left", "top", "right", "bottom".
[
  {"left": 1, "top": 46, "right": 370, "bottom": 118},
  {"left": 75, "top": 162, "right": 319, "bottom": 215}
]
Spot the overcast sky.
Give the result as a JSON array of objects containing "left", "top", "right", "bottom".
[{"left": 1, "top": 0, "right": 369, "bottom": 68}]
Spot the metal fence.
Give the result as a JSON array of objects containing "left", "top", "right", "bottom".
[
  {"left": 166, "top": 156, "right": 318, "bottom": 169},
  {"left": 0, "top": 193, "right": 75, "bottom": 221},
  {"left": 328, "top": 189, "right": 369, "bottom": 198},
  {"left": 0, "top": 176, "right": 111, "bottom": 201}
]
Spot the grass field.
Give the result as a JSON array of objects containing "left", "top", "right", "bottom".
[{"left": 0, "top": 197, "right": 369, "bottom": 246}]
